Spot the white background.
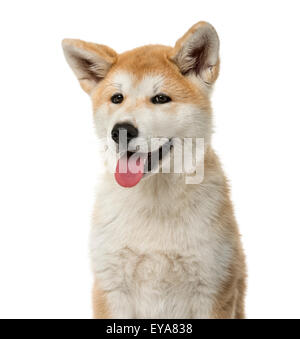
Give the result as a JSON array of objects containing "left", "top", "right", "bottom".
[{"left": 0, "top": 0, "right": 299, "bottom": 319}]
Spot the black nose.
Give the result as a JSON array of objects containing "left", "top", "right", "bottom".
[{"left": 111, "top": 123, "right": 139, "bottom": 145}]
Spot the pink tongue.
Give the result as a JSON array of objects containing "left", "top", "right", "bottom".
[{"left": 115, "top": 154, "right": 145, "bottom": 188}]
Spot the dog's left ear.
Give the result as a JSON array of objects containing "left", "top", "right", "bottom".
[
  {"left": 170, "top": 22, "right": 220, "bottom": 86},
  {"left": 62, "top": 39, "right": 117, "bottom": 94}
]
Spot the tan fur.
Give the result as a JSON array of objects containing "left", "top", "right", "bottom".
[
  {"left": 170, "top": 22, "right": 220, "bottom": 84},
  {"left": 63, "top": 21, "right": 246, "bottom": 319},
  {"left": 202, "top": 148, "right": 247, "bottom": 319},
  {"left": 91, "top": 45, "right": 209, "bottom": 111},
  {"left": 62, "top": 39, "right": 117, "bottom": 94},
  {"left": 93, "top": 280, "right": 111, "bottom": 319}
]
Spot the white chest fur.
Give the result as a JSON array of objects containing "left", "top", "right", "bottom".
[{"left": 90, "top": 173, "right": 233, "bottom": 319}]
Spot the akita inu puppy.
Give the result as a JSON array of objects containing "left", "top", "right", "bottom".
[{"left": 62, "top": 21, "right": 246, "bottom": 319}]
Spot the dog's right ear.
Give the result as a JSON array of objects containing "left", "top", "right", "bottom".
[
  {"left": 170, "top": 22, "right": 220, "bottom": 87},
  {"left": 62, "top": 39, "right": 117, "bottom": 94}
]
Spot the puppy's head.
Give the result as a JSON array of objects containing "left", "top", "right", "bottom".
[{"left": 63, "top": 22, "right": 219, "bottom": 187}]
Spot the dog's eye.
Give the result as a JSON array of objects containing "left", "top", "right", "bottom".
[
  {"left": 151, "top": 94, "right": 172, "bottom": 104},
  {"left": 111, "top": 93, "right": 124, "bottom": 104}
]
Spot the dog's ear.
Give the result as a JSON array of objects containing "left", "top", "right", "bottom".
[
  {"left": 170, "top": 22, "right": 220, "bottom": 86},
  {"left": 62, "top": 39, "right": 117, "bottom": 94}
]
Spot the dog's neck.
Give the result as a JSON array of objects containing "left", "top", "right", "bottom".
[{"left": 104, "top": 147, "right": 225, "bottom": 213}]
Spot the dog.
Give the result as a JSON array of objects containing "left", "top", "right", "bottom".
[{"left": 62, "top": 21, "right": 246, "bottom": 319}]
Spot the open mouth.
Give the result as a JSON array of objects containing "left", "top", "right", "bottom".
[
  {"left": 127, "top": 140, "right": 173, "bottom": 173},
  {"left": 115, "top": 139, "right": 173, "bottom": 188}
]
